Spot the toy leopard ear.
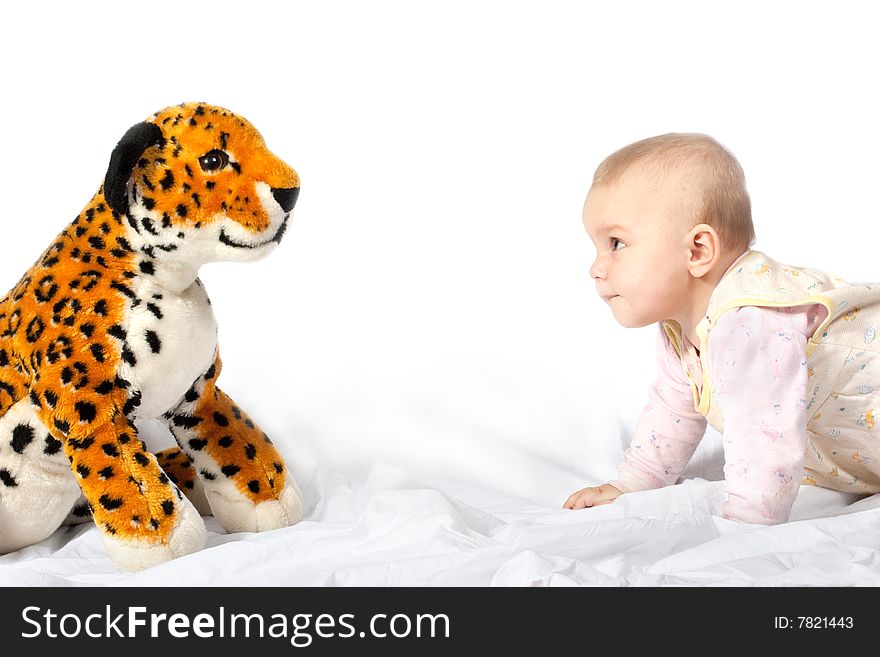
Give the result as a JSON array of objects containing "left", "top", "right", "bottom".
[{"left": 104, "top": 122, "right": 166, "bottom": 216}]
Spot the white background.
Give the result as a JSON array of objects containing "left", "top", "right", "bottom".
[{"left": 1, "top": 1, "right": 877, "bottom": 506}]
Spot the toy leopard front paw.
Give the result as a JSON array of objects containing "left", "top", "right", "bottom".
[
  {"left": 162, "top": 354, "right": 305, "bottom": 535},
  {"left": 204, "top": 478, "right": 303, "bottom": 533},
  {"left": 157, "top": 444, "right": 303, "bottom": 533},
  {"left": 102, "top": 494, "right": 207, "bottom": 572}
]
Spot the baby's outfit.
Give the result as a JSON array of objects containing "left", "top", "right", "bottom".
[{"left": 611, "top": 250, "right": 880, "bottom": 524}]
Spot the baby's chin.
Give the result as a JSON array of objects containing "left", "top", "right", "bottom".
[{"left": 608, "top": 305, "right": 659, "bottom": 329}]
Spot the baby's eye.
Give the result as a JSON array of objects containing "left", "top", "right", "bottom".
[{"left": 611, "top": 238, "right": 626, "bottom": 251}]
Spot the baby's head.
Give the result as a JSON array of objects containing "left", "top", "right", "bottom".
[{"left": 583, "top": 133, "right": 754, "bottom": 329}]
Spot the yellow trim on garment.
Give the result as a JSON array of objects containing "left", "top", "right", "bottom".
[{"left": 663, "top": 294, "right": 836, "bottom": 418}]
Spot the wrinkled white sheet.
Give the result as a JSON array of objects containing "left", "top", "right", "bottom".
[{"left": 3, "top": 458, "right": 879, "bottom": 587}]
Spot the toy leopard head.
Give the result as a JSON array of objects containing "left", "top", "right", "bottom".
[{"left": 103, "top": 102, "right": 300, "bottom": 279}]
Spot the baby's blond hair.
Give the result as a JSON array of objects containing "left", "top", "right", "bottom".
[{"left": 592, "top": 133, "right": 755, "bottom": 252}]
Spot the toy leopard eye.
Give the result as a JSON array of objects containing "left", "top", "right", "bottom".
[{"left": 198, "top": 149, "right": 229, "bottom": 172}]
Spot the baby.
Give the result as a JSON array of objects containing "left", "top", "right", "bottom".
[{"left": 565, "top": 133, "right": 880, "bottom": 524}]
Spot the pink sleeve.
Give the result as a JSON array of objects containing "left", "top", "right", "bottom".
[
  {"left": 708, "top": 306, "right": 809, "bottom": 525},
  {"left": 611, "top": 326, "right": 707, "bottom": 493}
]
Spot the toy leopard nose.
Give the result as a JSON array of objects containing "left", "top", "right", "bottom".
[{"left": 271, "top": 187, "right": 299, "bottom": 212}]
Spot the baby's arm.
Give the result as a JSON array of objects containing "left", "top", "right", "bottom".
[
  {"left": 612, "top": 327, "right": 708, "bottom": 493},
  {"left": 708, "top": 306, "right": 810, "bottom": 525},
  {"left": 564, "top": 327, "right": 708, "bottom": 508}
]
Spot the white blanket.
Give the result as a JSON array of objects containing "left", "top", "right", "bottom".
[{"left": 3, "top": 455, "right": 879, "bottom": 586}]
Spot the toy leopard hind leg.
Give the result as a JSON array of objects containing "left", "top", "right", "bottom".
[{"left": 0, "top": 103, "right": 302, "bottom": 570}]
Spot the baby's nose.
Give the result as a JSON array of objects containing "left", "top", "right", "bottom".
[{"left": 589, "top": 257, "right": 606, "bottom": 280}]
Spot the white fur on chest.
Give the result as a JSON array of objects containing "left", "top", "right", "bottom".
[{"left": 119, "top": 278, "right": 218, "bottom": 420}]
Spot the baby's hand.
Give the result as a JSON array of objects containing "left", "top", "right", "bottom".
[{"left": 563, "top": 483, "right": 623, "bottom": 510}]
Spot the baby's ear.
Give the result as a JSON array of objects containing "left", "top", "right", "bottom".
[
  {"left": 687, "top": 223, "right": 721, "bottom": 278},
  {"left": 104, "top": 122, "right": 166, "bottom": 216}
]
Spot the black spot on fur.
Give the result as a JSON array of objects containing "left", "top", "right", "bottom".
[
  {"left": 213, "top": 412, "right": 229, "bottom": 427},
  {"left": 161, "top": 499, "right": 175, "bottom": 515},
  {"left": 134, "top": 452, "right": 149, "bottom": 467},
  {"left": 95, "top": 300, "right": 109, "bottom": 316},
  {"left": 102, "top": 443, "right": 119, "bottom": 457},
  {"left": 110, "top": 282, "right": 136, "bottom": 300},
  {"left": 68, "top": 436, "right": 95, "bottom": 450},
  {"left": 147, "top": 303, "right": 163, "bottom": 319},
  {"left": 75, "top": 401, "right": 97, "bottom": 423},
  {"left": 44, "top": 389, "right": 58, "bottom": 408},
  {"left": 200, "top": 469, "right": 216, "bottom": 481},
  {"left": 173, "top": 414, "right": 202, "bottom": 429},
  {"left": 145, "top": 330, "right": 161, "bottom": 353},
  {"left": 11, "top": 424, "right": 34, "bottom": 453},
  {"left": 90, "top": 343, "right": 106, "bottom": 363},
  {"left": 141, "top": 216, "right": 159, "bottom": 235},
  {"left": 80, "top": 323, "right": 96, "bottom": 338},
  {"left": 188, "top": 438, "right": 208, "bottom": 451},
  {"left": 247, "top": 480, "right": 260, "bottom": 494},
  {"left": 25, "top": 317, "right": 44, "bottom": 343},
  {"left": 245, "top": 443, "right": 257, "bottom": 460},
  {"left": 99, "top": 466, "right": 115, "bottom": 479},
  {"left": 121, "top": 346, "right": 137, "bottom": 366},
  {"left": 44, "top": 435, "right": 62, "bottom": 455},
  {"left": 273, "top": 462, "right": 284, "bottom": 474},
  {"left": 34, "top": 275, "right": 58, "bottom": 303},
  {"left": 160, "top": 169, "right": 175, "bottom": 190},
  {"left": 54, "top": 418, "right": 70, "bottom": 434},
  {"left": 99, "top": 494, "right": 123, "bottom": 510},
  {"left": 0, "top": 469, "right": 17, "bottom": 487},
  {"left": 218, "top": 436, "right": 233, "bottom": 448},
  {"left": 76, "top": 463, "right": 90, "bottom": 478},
  {"left": 221, "top": 464, "right": 240, "bottom": 478},
  {"left": 122, "top": 390, "right": 142, "bottom": 416},
  {"left": 139, "top": 261, "right": 155, "bottom": 275}
]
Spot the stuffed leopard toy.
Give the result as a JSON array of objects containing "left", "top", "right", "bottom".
[{"left": 0, "top": 102, "right": 303, "bottom": 571}]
